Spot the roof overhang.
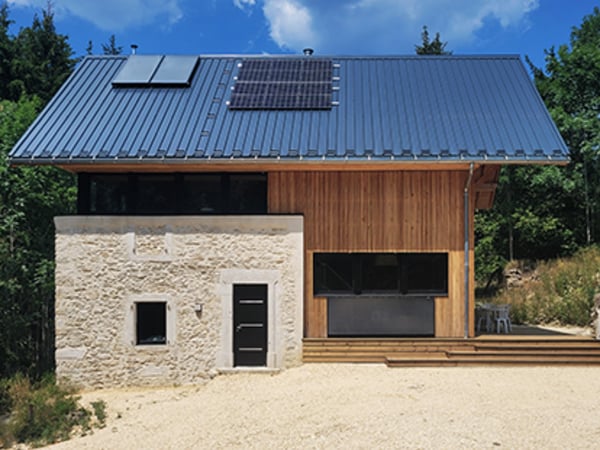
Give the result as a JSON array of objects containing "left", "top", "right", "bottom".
[{"left": 9, "top": 156, "right": 569, "bottom": 172}]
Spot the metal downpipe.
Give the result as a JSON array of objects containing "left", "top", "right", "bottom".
[{"left": 464, "top": 163, "right": 474, "bottom": 338}]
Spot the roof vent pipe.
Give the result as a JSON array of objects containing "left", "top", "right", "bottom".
[
  {"left": 303, "top": 48, "right": 314, "bottom": 56},
  {"left": 131, "top": 44, "right": 138, "bottom": 55}
]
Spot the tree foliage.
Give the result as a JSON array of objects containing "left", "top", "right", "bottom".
[
  {"left": 0, "top": 3, "right": 75, "bottom": 378},
  {"left": 0, "top": 3, "right": 14, "bottom": 99},
  {"left": 8, "top": 9, "right": 75, "bottom": 102},
  {"left": 528, "top": 7, "right": 600, "bottom": 245},
  {"left": 476, "top": 7, "right": 600, "bottom": 286},
  {"left": 101, "top": 34, "right": 122, "bottom": 55},
  {"left": 415, "top": 25, "right": 452, "bottom": 55}
]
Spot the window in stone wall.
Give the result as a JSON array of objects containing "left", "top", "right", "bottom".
[{"left": 136, "top": 302, "right": 167, "bottom": 345}]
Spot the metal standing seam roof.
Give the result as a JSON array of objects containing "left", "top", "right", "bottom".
[{"left": 9, "top": 54, "right": 569, "bottom": 164}]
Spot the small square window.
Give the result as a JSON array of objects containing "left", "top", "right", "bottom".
[{"left": 136, "top": 302, "right": 167, "bottom": 345}]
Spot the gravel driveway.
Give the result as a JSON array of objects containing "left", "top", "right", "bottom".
[{"left": 47, "top": 364, "right": 600, "bottom": 449}]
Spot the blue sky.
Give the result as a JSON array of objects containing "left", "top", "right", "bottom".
[{"left": 5, "top": 0, "right": 599, "bottom": 70}]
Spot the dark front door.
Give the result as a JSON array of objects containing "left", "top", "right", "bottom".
[{"left": 233, "top": 284, "right": 268, "bottom": 366}]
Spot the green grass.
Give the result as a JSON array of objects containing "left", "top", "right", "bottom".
[{"left": 485, "top": 245, "right": 600, "bottom": 326}]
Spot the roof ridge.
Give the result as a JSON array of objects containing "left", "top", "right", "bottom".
[{"left": 84, "top": 53, "right": 522, "bottom": 60}]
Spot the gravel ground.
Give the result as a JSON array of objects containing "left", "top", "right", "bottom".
[{"left": 45, "top": 364, "right": 600, "bottom": 449}]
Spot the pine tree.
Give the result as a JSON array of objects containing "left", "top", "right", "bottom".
[
  {"left": 415, "top": 26, "right": 452, "bottom": 55},
  {"left": 10, "top": 6, "right": 76, "bottom": 102},
  {"left": 0, "top": 3, "right": 13, "bottom": 99},
  {"left": 102, "top": 34, "right": 122, "bottom": 55}
]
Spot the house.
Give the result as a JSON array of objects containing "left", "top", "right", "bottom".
[{"left": 9, "top": 53, "right": 569, "bottom": 387}]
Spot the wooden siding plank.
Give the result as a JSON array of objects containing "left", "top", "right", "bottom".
[{"left": 307, "top": 296, "right": 328, "bottom": 338}]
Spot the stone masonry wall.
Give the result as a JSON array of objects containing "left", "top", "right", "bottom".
[{"left": 54, "top": 216, "right": 303, "bottom": 388}]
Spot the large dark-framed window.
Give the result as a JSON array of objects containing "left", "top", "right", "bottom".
[
  {"left": 314, "top": 252, "right": 448, "bottom": 296},
  {"left": 78, "top": 172, "right": 267, "bottom": 215}
]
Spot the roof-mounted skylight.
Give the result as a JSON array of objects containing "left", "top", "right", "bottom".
[
  {"left": 112, "top": 55, "right": 199, "bottom": 87},
  {"left": 228, "top": 58, "right": 333, "bottom": 110}
]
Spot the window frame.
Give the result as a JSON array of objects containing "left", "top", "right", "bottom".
[
  {"left": 135, "top": 301, "right": 167, "bottom": 346},
  {"left": 125, "top": 294, "right": 175, "bottom": 348},
  {"left": 314, "top": 252, "right": 448, "bottom": 297}
]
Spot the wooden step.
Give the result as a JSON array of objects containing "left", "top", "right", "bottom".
[
  {"left": 474, "top": 343, "right": 600, "bottom": 351},
  {"left": 473, "top": 346, "right": 600, "bottom": 354},
  {"left": 448, "top": 350, "right": 600, "bottom": 360},
  {"left": 305, "top": 350, "right": 449, "bottom": 363},
  {"left": 303, "top": 337, "right": 600, "bottom": 365},
  {"left": 386, "top": 359, "right": 600, "bottom": 367},
  {"left": 386, "top": 355, "right": 600, "bottom": 367}
]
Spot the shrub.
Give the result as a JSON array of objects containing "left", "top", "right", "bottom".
[
  {"left": 0, "top": 377, "right": 10, "bottom": 416},
  {"left": 485, "top": 246, "right": 600, "bottom": 326},
  {"left": 91, "top": 400, "right": 107, "bottom": 428},
  {"left": 0, "top": 374, "right": 104, "bottom": 447}
]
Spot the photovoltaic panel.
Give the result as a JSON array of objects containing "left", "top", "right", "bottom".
[
  {"left": 112, "top": 55, "right": 163, "bottom": 85},
  {"left": 151, "top": 55, "right": 199, "bottom": 85},
  {"left": 229, "top": 58, "right": 333, "bottom": 110}
]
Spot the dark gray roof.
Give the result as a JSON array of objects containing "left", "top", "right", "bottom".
[{"left": 9, "top": 54, "right": 568, "bottom": 165}]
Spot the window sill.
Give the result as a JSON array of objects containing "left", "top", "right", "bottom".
[{"left": 133, "top": 344, "right": 171, "bottom": 351}]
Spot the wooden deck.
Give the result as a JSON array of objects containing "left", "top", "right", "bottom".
[{"left": 303, "top": 336, "right": 600, "bottom": 366}]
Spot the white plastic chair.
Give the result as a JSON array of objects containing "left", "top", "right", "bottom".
[
  {"left": 476, "top": 304, "right": 494, "bottom": 333},
  {"left": 494, "top": 304, "right": 512, "bottom": 334}
]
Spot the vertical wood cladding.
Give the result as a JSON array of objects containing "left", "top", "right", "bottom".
[
  {"left": 269, "top": 171, "right": 466, "bottom": 252},
  {"left": 269, "top": 171, "right": 474, "bottom": 338}
]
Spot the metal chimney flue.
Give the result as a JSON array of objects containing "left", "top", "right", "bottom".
[
  {"left": 131, "top": 44, "right": 138, "bottom": 55},
  {"left": 303, "top": 48, "right": 314, "bottom": 56}
]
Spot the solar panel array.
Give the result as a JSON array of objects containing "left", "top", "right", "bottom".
[
  {"left": 229, "top": 58, "right": 333, "bottom": 110},
  {"left": 112, "top": 55, "right": 199, "bottom": 87}
]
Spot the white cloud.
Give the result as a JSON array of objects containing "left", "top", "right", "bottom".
[
  {"left": 254, "top": 0, "right": 539, "bottom": 53},
  {"left": 8, "top": 0, "right": 183, "bottom": 31},
  {"left": 233, "top": 0, "right": 256, "bottom": 11},
  {"left": 263, "top": 0, "right": 317, "bottom": 50},
  {"left": 233, "top": 0, "right": 257, "bottom": 16}
]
